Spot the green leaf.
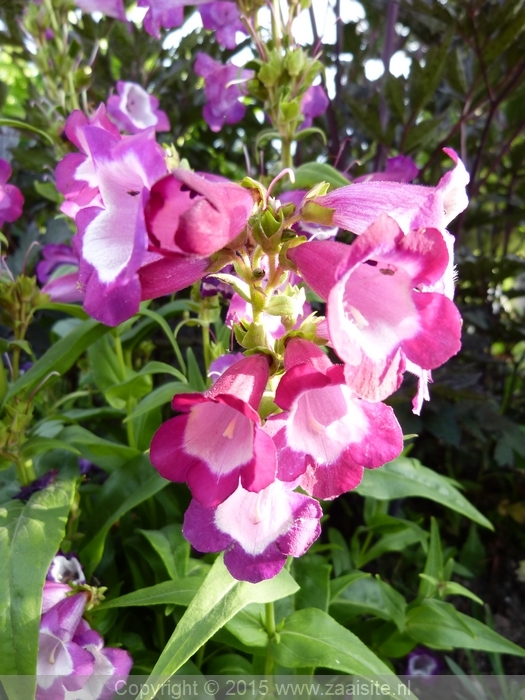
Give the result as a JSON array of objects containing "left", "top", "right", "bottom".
[
  {"left": 271, "top": 609, "right": 411, "bottom": 697},
  {"left": 80, "top": 454, "right": 168, "bottom": 577},
  {"left": 223, "top": 603, "right": 268, "bottom": 650},
  {"left": 37, "top": 302, "right": 89, "bottom": 320},
  {"left": 376, "top": 578, "right": 407, "bottom": 633},
  {"left": 94, "top": 576, "right": 206, "bottom": 611},
  {"left": 0, "top": 478, "right": 76, "bottom": 683},
  {"left": 57, "top": 425, "right": 139, "bottom": 471},
  {"left": 293, "top": 556, "right": 331, "bottom": 612},
  {"left": 330, "top": 576, "right": 398, "bottom": 625},
  {"left": 105, "top": 373, "right": 153, "bottom": 409},
  {"left": 441, "top": 581, "right": 483, "bottom": 606},
  {"left": 406, "top": 600, "right": 525, "bottom": 655},
  {"left": 124, "top": 381, "right": 189, "bottom": 422},
  {"left": 19, "top": 436, "right": 80, "bottom": 460},
  {"left": 138, "top": 361, "right": 187, "bottom": 384},
  {"left": 418, "top": 517, "right": 443, "bottom": 599},
  {"left": 291, "top": 162, "right": 350, "bottom": 190},
  {"left": 5, "top": 319, "right": 110, "bottom": 402},
  {"left": 140, "top": 557, "right": 299, "bottom": 699},
  {"left": 206, "top": 653, "right": 253, "bottom": 675},
  {"left": 186, "top": 347, "right": 206, "bottom": 391},
  {"left": 355, "top": 458, "right": 493, "bottom": 529},
  {"left": 0, "top": 117, "right": 55, "bottom": 144},
  {"left": 137, "top": 524, "right": 190, "bottom": 580}
]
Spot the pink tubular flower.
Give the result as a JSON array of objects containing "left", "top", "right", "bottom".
[
  {"left": 199, "top": 2, "right": 247, "bottom": 49},
  {"left": 107, "top": 82, "right": 170, "bottom": 134},
  {"left": 308, "top": 148, "right": 469, "bottom": 238},
  {"left": 75, "top": 0, "right": 126, "bottom": 20},
  {"left": 138, "top": 0, "right": 184, "bottom": 39},
  {"left": 55, "top": 105, "right": 121, "bottom": 220},
  {"left": 37, "top": 244, "right": 84, "bottom": 304},
  {"left": 266, "top": 338, "right": 403, "bottom": 499},
  {"left": 37, "top": 593, "right": 94, "bottom": 700},
  {"left": 300, "top": 85, "right": 329, "bottom": 129},
  {"left": 0, "top": 158, "right": 24, "bottom": 227},
  {"left": 183, "top": 478, "right": 322, "bottom": 583},
  {"left": 150, "top": 354, "right": 277, "bottom": 508},
  {"left": 145, "top": 169, "right": 254, "bottom": 256},
  {"left": 194, "top": 53, "right": 252, "bottom": 132},
  {"left": 289, "top": 215, "right": 462, "bottom": 402},
  {"left": 73, "top": 126, "right": 167, "bottom": 325}
]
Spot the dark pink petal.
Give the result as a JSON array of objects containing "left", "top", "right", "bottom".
[
  {"left": 138, "top": 253, "right": 210, "bottom": 300},
  {"left": 240, "top": 427, "right": 277, "bottom": 492},
  {"left": 187, "top": 461, "right": 241, "bottom": 508},
  {"left": 348, "top": 401, "right": 403, "bottom": 467},
  {"left": 149, "top": 415, "right": 197, "bottom": 484},
  {"left": 207, "top": 353, "right": 270, "bottom": 411},
  {"left": 288, "top": 239, "right": 350, "bottom": 300},
  {"left": 283, "top": 337, "right": 332, "bottom": 372},
  {"left": 300, "top": 454, "right": 364, "bottom": 500},
  {"left": 402, "top": 291, "right": 462, "bottom": 369},
  {"left": 263, "top": 416, "right": 307, "bottom": 482}
]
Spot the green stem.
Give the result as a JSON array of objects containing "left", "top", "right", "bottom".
[
  {"left": 113, "top": 333, "right": 136, "bottom": 449},
  {"left": 280, "top": 137, "right": 294, "bottom": 170},
  {"left": 264, "top": 601, "right": 276, "bottom": 675},
  {"left": 16, "top": 457, "right": 37, "bottom": 487}
]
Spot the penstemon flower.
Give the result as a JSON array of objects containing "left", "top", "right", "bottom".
[
  {"left": 289, "top": 215, "right": 462, "bottom": 402},
  {"left": 37, "top": 554, "right": 132, "bottom": 699},
  {"left": 107, "top": 82, "right": 170, "bottom": 134},
  {"left": 199, "top": 2, "right": 248, "bottom": 49},
  {"left": 150, "top": 354, "right": 277, "bottom": 507},
  {"left": 266, "top": 338, "right": 403, "bottom": 499},
  {"left": 194, "top": 53, "right": 253, "bottom": 132},
  {"left": 183, "top": 477, "right": 322, "bottom": 583}
]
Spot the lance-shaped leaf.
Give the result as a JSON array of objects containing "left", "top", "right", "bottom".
[
  {"left": 140, "top": 556, "right": 299, "bottom": 699},
  {"left": 0, "top": 478, "right": 76, "bottom": 689}
]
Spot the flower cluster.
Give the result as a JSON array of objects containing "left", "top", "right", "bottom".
[
  {"left": 38, "top": 553, "right": 132, "bottom": 700},
  {"left": 51, "top": 66, "right": 468, "bottom": 582}
]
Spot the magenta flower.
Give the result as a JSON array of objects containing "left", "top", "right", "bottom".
[
  {"left": 308, "top": 148, "right": 468, "bottom": 242},
  {"left": 289, "top": 215, "right": 462, "bottom": 402},
  {"left": 265, "top": 338, "right": 402, "bottom": 499},
  {"left": 194, "top": 53, "right": 252, "bottom": 132},
  {"left": 68, "top": 624, "right": 133, "bottom": 700},
  {"left": 75, "top": 0, "right": 126, "bottom": 21},
  {"left": 145, "top": 169, "right": 254, "bottom": 256},
  {"left": 353, "top": 155, "right": 419, "bottom": 183},
  {"left": 37, "top": 592, "right": 132, "bottom": 700},
  {"left": 37, "top": 593, "right": 94, "bottom": 700},
  {"left": 0, "top": 158, "right": 24, "bottom": 227},
  {"left": 183, "top": 478, "right": 322, "bottom": 582},
  {"left": 55, "top": 105, "right": 121, "bottom": 220},
  {"left": 150, "top": 354, "right": 277, "bottom": 508},
  {"left": 107, "top": 82, "right": 170, "bottom": 134},
  {"left": 406, "top": 647, "right": 443, "bottom": 677},
  {"left": 138, "top": 0, "right": 184, "bottom": 39},
  {"left": 37, "top": 244, "right": 83, "bottom": 304},
  {"left": 300, "top": 85, "right": 329, "bottom": 129},
  {"left": 199, "top": 2, "right": 247, "bottom": 49},
  {"left": 57, "top": 120, "right": 211, "bottom": 325},
  {"left": 73, "top": 126, "right": 168, "bottom": 326}
]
